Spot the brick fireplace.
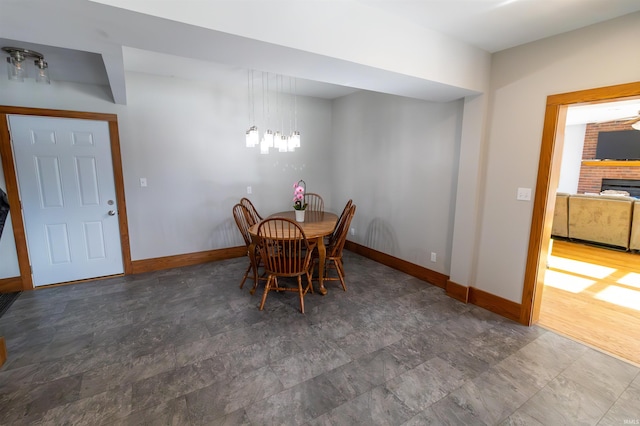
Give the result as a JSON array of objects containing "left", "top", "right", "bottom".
[{"left": 577, "top": 120, "right": 640, "bottom": 194}]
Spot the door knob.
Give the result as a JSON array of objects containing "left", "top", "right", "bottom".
[{"left": 108, "top": 210, "right": 116, "bottom": 216}]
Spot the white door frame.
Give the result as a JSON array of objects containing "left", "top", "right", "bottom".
[{"left": 0, "top": 106, "right": 132, "bottom": 290}]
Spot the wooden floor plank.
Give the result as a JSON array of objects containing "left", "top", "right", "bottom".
[{"left": 539, "top": 239, "right": 640, "bottom": 366}]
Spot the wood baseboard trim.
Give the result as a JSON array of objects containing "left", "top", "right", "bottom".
[
  {"left": 345, "top": 241, "right": 448, "bottom": 288},
  {"left": 131, "top": 246, "right": 246, "bottom": 274},
  {"left": 343, "top": 241, "right": 524, "bottom": 324},
  {"left": 0, "top": 337, "right": 6, "bottom": 368},
  {"left": 0, "top": 277, "right": 23, "bottom": 293},
  {"left": 446, "top": 279, "right": 469, "bottom": 303},
  {"left": 469, "top": 287, "right": 524, "bottom": 324}
]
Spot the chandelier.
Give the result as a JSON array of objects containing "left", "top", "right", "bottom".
[
  {"left": 246, "top": 70, "right": 301, "bottom": 154},
  {"left": 2, "top": 46, "right": 50, "bottom": 84}
]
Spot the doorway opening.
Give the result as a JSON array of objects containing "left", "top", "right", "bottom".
[{"left": 520, "top": 81, "right": 640, "bottom": 362}]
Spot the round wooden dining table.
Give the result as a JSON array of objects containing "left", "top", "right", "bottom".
[{"left": 249, "top": 210, "right": 338, "bottom": 295}]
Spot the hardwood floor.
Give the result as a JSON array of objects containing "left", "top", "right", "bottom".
[{"left": 539, "top": 238, "right": 640, "bottom": 366}]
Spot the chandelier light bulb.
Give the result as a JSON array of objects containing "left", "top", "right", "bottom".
[
  {"left": 246, "top": 125, "right": 259, "bottom": 147},
  {"left": 35, "top": 58, "right": 50, "bottom": 84},
  {"left": 278, "top": 134, "right": 288, "bottom": 152},
  {"left": 290, "top": 131, "right": 301, "bottom": 149},
  {"left": 263, "top": 129, "right": 274, "bottom": 148},
  {"left": 7, "top": 56, "right": 25, "bottom": 81},
  {"left": 260, "top": 138, "right": 270, "bottom": 154}
]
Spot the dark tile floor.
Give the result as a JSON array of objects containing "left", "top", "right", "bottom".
[{"left": 0, "top": 251, "right": 638, "bottom": 425}]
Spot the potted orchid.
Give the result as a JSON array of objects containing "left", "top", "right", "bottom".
[{"left": 293, "top": 180, "right": 307, "bottom": 222}]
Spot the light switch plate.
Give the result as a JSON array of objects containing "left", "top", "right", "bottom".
[
  {"left": 140, "top": 177, "right": 147, "bottom": 187},
  {"left": 517, "top": 187, "right": 532, "bottom": 201}
]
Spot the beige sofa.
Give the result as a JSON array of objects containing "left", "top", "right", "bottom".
[{"left": 552, "top": 193, "right": 637, "bottom": 250}]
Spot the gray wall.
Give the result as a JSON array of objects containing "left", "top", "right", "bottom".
[
  {"left": 118, "top": 72, "right": 334, "bottom": 260},
  {"left": 1, "top": 71, "right": 459, "bottom": 278},
  {"left": 557, "top": 124, "right": 587, "bottom": 195},
  {"left": 331, "top": 91, "right": 462, "bottom": 274},
  {"left": 473, "top": 12, "right": 640, "bottom": 302}
]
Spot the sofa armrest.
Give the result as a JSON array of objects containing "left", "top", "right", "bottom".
[
  {"left": 631, "top": 201, "right": 640, "bottom": 251},
  {"left": 551, "top": 193, "right": 569, "bottom": 238}
]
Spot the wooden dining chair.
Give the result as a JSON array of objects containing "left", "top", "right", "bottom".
[
  {"left": 315, "top": 204, "right": 356, "bottom": 291},
  {"left": 240, "top": 197, "right": 263, "bottom": 224},
  {"left": 327, "top": 199, "right": 353, "bottom": 245},
  {"left": 256, "top": 218, "right": 317, "bottom": 313},
  {"left": 304, "top": 192, "right": 324, "bottom": 212},
  {"left": 232, "top": 203, "right": 263, "bottom": 294}
]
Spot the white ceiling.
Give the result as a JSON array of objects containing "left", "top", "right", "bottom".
[
  {"left": 358, "top": 0, "right": 640, "bottom": 53},
  {"left": 2, "top": 0, "right": 640, "bottom": 116},
  {"left": 566, "top": 99, "right": 640, "bottom": 126}
]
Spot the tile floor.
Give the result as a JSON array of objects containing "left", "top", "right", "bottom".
[{"left": 0, "top": 251, "right": 639, "bottom": 425}]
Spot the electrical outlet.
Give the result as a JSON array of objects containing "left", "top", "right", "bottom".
[
  {"left": 139, "top": 177, "right": 147, "bottom": 187},
  {"left": 350, "top": 227, "right": 355, "bottom": 236},
  {"left": 247, "top": 186, "right": 252, "bottom": 194},
  {"left": 430, "top": 252, "right": 437, "bottom": 262}
]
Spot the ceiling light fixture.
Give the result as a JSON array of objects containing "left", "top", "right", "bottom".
[
  {"left": 624, "top": 111, "right": 640, "bottom": 131},
  {"left": 246, "top": 70, "right": 301, "bottom": 153},
  {"left": 2, "top": 46, "right": 50, "bottom": 84}
]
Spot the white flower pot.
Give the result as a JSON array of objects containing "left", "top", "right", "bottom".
[{"left": 295, "top": 209, "right": 305, "bottom": 222}]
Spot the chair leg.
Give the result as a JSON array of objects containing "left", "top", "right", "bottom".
[
  {"left": 305, "top": 270, "right": 314, "bottom": 294},
  {"left": 297, "top": 276, "right": 305, "bottom": 314},
  {"left": 249, "top": 265, "right": 259, "bottom": 295},
  {"left": 250, "top": 258, "right": 266, "bottom": 295},
  {"left": 239, "top": 262, "right": 252, "bottom": 289},
  {"left": 273, "top": 277, "right": 282, "bottom": 291},
  {"left": 335, "top": 259, "right": 347, "bottom": 291},
  {"left": 259, "top": 276, "right": 273, "bottom": 311}
]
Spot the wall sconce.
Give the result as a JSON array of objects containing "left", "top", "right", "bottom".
[{"left": 2, "top": 46, "right": 50, "bottom": 84}]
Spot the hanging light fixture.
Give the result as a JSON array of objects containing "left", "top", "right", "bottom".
[
  {"left": 276, "top": 75, "right": 288, "bottom": 152},
  {"left": 245, "top": 70, "right": 259, "bottom": 147},
  {"left": 246, "top": 70, "right": 301, "bottom": 153},
  {"left": 2, "top": 47, "right": 50, "bottom": 84},
  {"left": 290, "top": 77, "right": 301, "bottom": 150}
]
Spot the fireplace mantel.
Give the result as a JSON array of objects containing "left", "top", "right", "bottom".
[{"left": 582, "top": 160, "right": 640, "bottom": 167}]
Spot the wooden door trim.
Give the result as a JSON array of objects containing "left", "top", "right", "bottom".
[
  {"left": 520, "top": 82, "right": 640, "bottom": 325},
  {"left": 0, "top": 106, "right": 132, "bottom": 290}
]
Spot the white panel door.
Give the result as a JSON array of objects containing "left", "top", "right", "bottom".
[{"left": 9, "top": 115, "right": 123, "bottom": 286}]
